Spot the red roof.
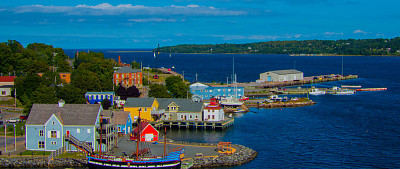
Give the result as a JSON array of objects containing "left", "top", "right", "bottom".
[
  {"left": 133, "top": 121, "right": 151, "bottom": 134},
  {"left": 0, "top": 76, "right": 16, "bottom": 82},
  {"left": 204, "top": 105, "right": 222, "bottom": 110}
]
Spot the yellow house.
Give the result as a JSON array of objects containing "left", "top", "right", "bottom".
[{"left": 124, "top": 97, "right": 159, "bottom": 122}]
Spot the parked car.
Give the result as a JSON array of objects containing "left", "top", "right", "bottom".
[
  {"left": 20, "top": 115, "right": 28, "bottom": 120},
  {"left": 6, "top": 118, "right": 22, "bottom": 123}
]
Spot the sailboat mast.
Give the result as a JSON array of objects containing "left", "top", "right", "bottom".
[
  {"left": 136, "top": 109, "right": 141, "bottom": 161},
  {"left": 164, "top": 127, "right": 167, "bottom": 157}
]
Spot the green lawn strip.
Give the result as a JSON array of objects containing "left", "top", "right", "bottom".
[
  {"left": 0, "top": 121, "right": 26, "bottom": 136},
  {"left": 19, "top": 150, "right": 52, "bottom": 156}
]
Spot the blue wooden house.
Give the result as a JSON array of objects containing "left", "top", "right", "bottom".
[
  {"left": 25, "top": 100, "right": 102, "bottom": 151},
  {"left": 190, "top": 83, "right": 245, "bottom": 100},
  {"left": 85, "top": 92, "right": 115, "bottom": 105},
  {"left": 112, "top": 110, "right": 133, "bottom": 135}
]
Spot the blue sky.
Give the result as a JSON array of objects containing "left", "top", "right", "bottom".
[{"left": 1, "top": 0, "right": 399, "bottom": 49}]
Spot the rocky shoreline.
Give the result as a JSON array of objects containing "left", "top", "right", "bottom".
[
  {"left": 0, "top": 141, "right": 257, "bottom": 168},
  {"left": 191, "top": 145, "right": 257, "bottom": 168},
  {"left": 247, "top": 100, "right": 315, "bottom": 108},
  {"left": 170, "top": 140, "right": 258, "bottom": 168},
  {"left": 0, "top": 157, "right": 87, "bottom": 168}
]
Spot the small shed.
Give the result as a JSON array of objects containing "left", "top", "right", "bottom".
[
  {"left": 260, "top": 69, "right": 303, "bottom": 82},
  {"left": 130, "top": 122, "right": 159, "bottom": 142}
]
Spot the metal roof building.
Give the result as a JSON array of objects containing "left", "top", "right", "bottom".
[{"left": 260, "top": 69, "right": 303, "bottom": 82}]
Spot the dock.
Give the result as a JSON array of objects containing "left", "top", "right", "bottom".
[{"left": 150, "top": 118, "right": 234, "bottom": 130}]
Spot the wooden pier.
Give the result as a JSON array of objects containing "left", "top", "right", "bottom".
[{"left": 150, "top": 118, "right": 234, "bottom": 130}]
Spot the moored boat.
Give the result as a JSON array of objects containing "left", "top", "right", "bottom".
[
  {"left": 309, "top": 88, "right": 326, "bottom": 95},
  {"left": 334, "top": 89, "right": 355, "bottom": 95},
  {"left": 87, "top": 109, "right": 184, "bottom": 169}
]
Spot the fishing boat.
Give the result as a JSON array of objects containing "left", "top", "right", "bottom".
[
  {"left": 234, "top": 108, "right": 246, "bottom": 113},
  {"left": 87, "top": 109, "right": 184, "bottom": 169},
  {"left": 309, "top": 88, "right": 326, "bottom": 95},
  {"left": 334, "top": 89, "right": 355, "bottom": 95}
]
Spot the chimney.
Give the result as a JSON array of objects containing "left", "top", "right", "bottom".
[{"left": 58, "top": 99, "right": 65, "bottom": 107}]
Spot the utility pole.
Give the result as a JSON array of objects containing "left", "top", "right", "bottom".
[
  {"left": 182, "top": 71, "right": 185, "bottom": 82},
  {"left": 14, "top": 124, "right": 16, "bottom": 151},
  {"left": 195, "top": 73, "right": 198, "bottom": 82},
  {"left": 14, "top": 88, "right": 16, "bottom": 110},
  {"left": 226, "top": 77, "right": 229, "bottom": 85}
]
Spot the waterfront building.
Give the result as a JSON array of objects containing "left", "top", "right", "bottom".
[
  {"left": 131, "top": 121, "right": 159, "bottom": 142},
  {"left": 259, "top": 69, "right": 303, "bottom": 82},
  {"left": 85, "top": 92, "right": 115, "bottom": 105},
  {"left": 112, "top": 110, "right": 133, "bottom": 135},
  {"left": 25, "top": 100, "right": 103, "bottom": 151},
  {"left": 0, "top": 76, "right": 15, "bottom": 96},
  {"left": 203, "top": 102, "right": 224, "bottom": 121},
  {"left": 113, "top": 66, "right": 143, "bottom": 88},
  {"left": 158, "top": 98, "right": 203, "bottom": 121},
  {"left": 124, "top": 97, "right": 159, "bottom": 122},
  {"left": 190, "top": 83, "right": 245, "bottom": 101}
]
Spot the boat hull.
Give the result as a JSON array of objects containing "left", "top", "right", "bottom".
[{"left": 87, "top": 160, "right": 181, "bottom": 169}]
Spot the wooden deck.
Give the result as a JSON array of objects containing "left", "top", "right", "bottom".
[{"left": 150, "top": 118, "right": 234, "bottom": 130}]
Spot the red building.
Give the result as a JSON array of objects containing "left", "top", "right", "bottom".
[
  {"left": 114, "top": 66, "right": 143, "bottom": 88},
  {"left": 130, "top": 122, "right": 159, "bottom": 142}
]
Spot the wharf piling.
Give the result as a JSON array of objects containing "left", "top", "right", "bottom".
[{"left": 151, "top": 118, "right": 234, "bottom": 130}]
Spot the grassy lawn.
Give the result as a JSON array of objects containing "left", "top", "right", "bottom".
[
  {"left": 0, "top": 121, "right": 26, "bottom": 136},
  {"left": 20, "top": 150, "right": 51, "bottom": 156},
  {"left": 56, "top": 151, "right": 86, "bottom": 159}
]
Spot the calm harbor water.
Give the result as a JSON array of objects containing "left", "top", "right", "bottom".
[{"left": 64, "top": 49, "right": 400, "bottom": 168}]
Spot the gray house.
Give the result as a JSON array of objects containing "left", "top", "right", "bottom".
[
  {"left": 260, "top": 69, "right": 303, "bottom": 82},
  {"left": 157, "top": 98, "right": 204, "bottom": 121},
  {"left": 25, "top": 101, "right": 103, "bottom": 152}
]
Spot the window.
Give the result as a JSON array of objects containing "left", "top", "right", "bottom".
[
  {"left": 192, "top": 90, "right": 195, "bottom": 92},
  {"left": 218, "top": 89, "right": 221, "bottom": 91},
  {"left": 62, "top": 75, "right": 66, "bottom": 77},
  {"left": 51, "top": 131, "right": 57, "bottom": 138},
  {"left": 205, "top": 90, "right": 207, "bottom": 92},
  {"left": 51, "top": 141, "right": 57, "bottom": 145},
  {"left": 210, "top": 90, "right": 212, "bottom": 92},
  {"left": 108, "top": 95, "right": 111, "bottom": 99},
  {"left": 87, "top": 129, "right": 91, "bottom": 133},
  {"left": 195, "top": 115, "right": 198, "bottom": 119},
  {"left": 228, "top": 89, "right": 231, "bottom": 91},
  {"left": 189, "top": 115, "right": 192, "bottom": 119},
  {"left": 118, "top": 127, "right": 121, "bottom": 132},
  {"left": 39, "top": 130, "right": 44, "bottom": 136},
  {"left": 38, "top": 141, "right": 45, "bottom": 148},
  {"left": 52, "top": 121, "right": 55, "bottom": 125},
  {"left": 89, "top": 95, "right": 92, "bottom": 100},
  {"left": 116, "top": 74, "right": 119, "bottom": 78},
  {"left": 238, "top": 89, "right": 241, "bottom": 91},
  {"left": 205, "top": 95, "right": 208, "bottom": 97},
  {"left": 122, "top": 74, "right": 124, "bottom": 78},
  {"left": 77, "top": 129, "right": 80, "bottom": 133},
  {"left": 181, "top": 115, "right": 184, "bottom": 119},
  {"left": 201, "top": 90, "right": 203, "bottom": 92},
  {"left": 1, "top": 91, "right": 5, "bottom": 95},
  {"left": 212, "top": 115, "right": 215, "bottom": 119},
  {"left": 208, "top": 115, "right": 210, "bottom": 119},
  {"left": 144, "top": 108, "right": 147, "bottom": 112}
]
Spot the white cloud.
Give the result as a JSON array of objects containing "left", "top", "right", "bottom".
[
  {"left": 353, "top": 29, "right": 366, "bottom": 34},
  {"left": 128, "top": 18, "right": 178, "bottom": 23},
  {"left": 324, "top": 32, "right": 343, "bottom": 35},
  {"left": 12, "top": 3, "right": 247, "bottom": 16}
]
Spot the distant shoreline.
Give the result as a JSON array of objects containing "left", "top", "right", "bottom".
[
  {"left": 157, "top": 52, "right": 400, "bottom": 57},
  {"left": 108, "top": 51, "right": 152, "bottom": 53}
]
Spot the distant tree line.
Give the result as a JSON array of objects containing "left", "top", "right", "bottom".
[{"left": 157, "top": 37, "right": 400, "bottom": 56}]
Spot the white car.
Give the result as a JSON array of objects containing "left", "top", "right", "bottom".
[{"left": 6, "top": 118, "right": 21, "bottom": 123}]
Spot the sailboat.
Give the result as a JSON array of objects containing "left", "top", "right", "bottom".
[{"left": 87, "top": 109, "right": 184, "bottom": 169}]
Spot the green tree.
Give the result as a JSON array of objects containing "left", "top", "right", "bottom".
[
  {"left": 56, "top": 85, "right": 86, "bottom": 104},
  {"left": 148, "top": 84, "right": 172, "bottom": 98},
  {"left": 165, "top": 76, "right": 184, "bottom": 91},
  {"left": 31, "top": 85, "right": 58, "bottom": 104}
]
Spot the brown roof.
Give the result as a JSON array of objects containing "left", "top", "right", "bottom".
[
  {"left": 112, "top": 110, "right": 130, "bottom": 125},
  {"left": 26, "top": 104, "right": 101, "bottom": 126}
]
